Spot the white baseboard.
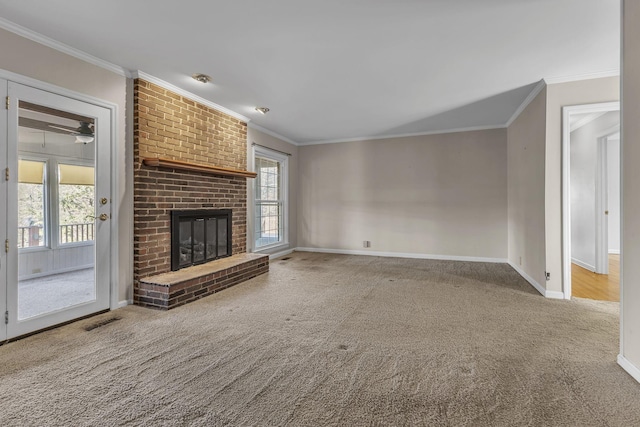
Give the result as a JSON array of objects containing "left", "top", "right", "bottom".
[
  {"left": 116, "top": 300, "right": 131, "bottom": 309},
  {"left": 508, "top": 262, "right": 565, "bottom": 299},
  {"left": 609, "top": 249, "right": 621, "bottom": 255},
  {"left": 571, "top": 258, "right": 596, "bottom": 272},
  {"left": 295, "top": 247, "right": 507, "bottom": 263},
  {"left": 268, "top": 249, "right": 295, "bottom": 260},
  {"left": 18, "top": 264, "right": 94, "bottom": 281},
  {"left": 618, "top": 354, "right": 640, "bottom": 384}
]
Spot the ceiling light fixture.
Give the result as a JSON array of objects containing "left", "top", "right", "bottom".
[
  {"left": 75, "top": 135, "right": 94, "bottom": 144},
  {"left": 255, "top": 107, "right": 270, "bottom": 115},
  {"left": 191, "top": 73, "right": 212, "bottom": 84}
]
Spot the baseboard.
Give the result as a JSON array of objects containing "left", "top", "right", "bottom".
[
  {"left": 18, "top": 264, "right": 94, "bottom": 281},
  {"left": 294, "top": 247, "right": 507, "bottom": 263},
  {"left": 268, "top": 249, "right": 295, "bottom": 260},
  {"left": 618, "top": 354, "right": 640, "bottom": 384},
  {"left": 117, "top": 300, "right": 131, "bottom": 309},
  {"left": 609, "top": 250, "right": 621, "bottom": 255},
  {"left": 508, "top": 262, "right": 565, "bottom": 299},
  {"left": 571, "top": 258, "right": 596, "bottom": 271}
]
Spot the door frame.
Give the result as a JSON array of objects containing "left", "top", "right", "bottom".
[
  {"left": 0, "top": 69, "right": 120, "bottom": 336},
  {"left": 0, "top": 79, "right": 7, "bottom": 340},
  {"left": 562, "top": 101, "right": 620, "bottom": 299},
  {"left": 595, "top": 125, "right": 621, "bottom": 275}
]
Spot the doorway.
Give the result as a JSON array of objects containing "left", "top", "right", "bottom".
[
  {"left": 0, "top": 81, "right": 112, "bottom": 340},
  {"left": 562, "top": 102, "right": 620, "bottom": 301}
]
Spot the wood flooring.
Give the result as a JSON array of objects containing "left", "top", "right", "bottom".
[{"left": 572, "top": 254, "right": 620, "bottom": 302}]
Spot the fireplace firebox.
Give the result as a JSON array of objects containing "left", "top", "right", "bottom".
[{"left": 171, "top": 209, "right": 232, "bottom": 271}]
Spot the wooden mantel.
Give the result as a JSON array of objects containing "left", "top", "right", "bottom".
[{"left": 142, "top": 158, "right": 257, "bottom": 178}]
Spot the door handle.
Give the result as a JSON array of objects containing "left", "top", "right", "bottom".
[
  {"left": 605, "top": 211, "right": 609, "bottom": 215},
  {"left": 87, "top": 213, "right": 109, "bottom": 221}
]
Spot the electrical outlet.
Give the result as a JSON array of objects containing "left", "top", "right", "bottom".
[{"left": 363, "top": 240, "right": 371, "bottom": 248}]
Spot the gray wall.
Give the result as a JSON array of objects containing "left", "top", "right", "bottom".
[
  {"left": 507, "top": 88, "right": 547, "bottom": 287},
  {"left": 621, "top": 0, "right": 640, "bottom": 379},
  {"left": 297, "top": 129, "right": 508, "bottom": 259}
]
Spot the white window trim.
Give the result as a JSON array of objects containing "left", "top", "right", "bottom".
[
  {"left": 251, "top": 145, "right": 289, "bottom": 252},
  {"left": 18, "top": 152, "right": 95, "bottom": 251}
]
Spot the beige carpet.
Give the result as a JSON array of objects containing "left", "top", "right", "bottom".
[{"left": 1, "top": 252, "right": 639, "bottom": 426}]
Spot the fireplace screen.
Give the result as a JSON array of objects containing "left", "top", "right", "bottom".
[{"left": 171, "top": 209, "right": 232, "bottom": 271}]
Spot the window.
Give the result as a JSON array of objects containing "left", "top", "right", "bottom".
[
  {"left": 18, "top": 159, "right": 46, "bottom": 248},
  {"left": 58, "top": 163, "right": 95, "bottom": 244},
  {"left": 254, "top": 147, "right": 288, "bottom": 250},
  {"left": 17, "top": 157, "right": 95, "bottom": 249}
]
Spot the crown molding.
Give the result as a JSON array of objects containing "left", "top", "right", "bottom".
[
  {"left": 543, "top": 69, "right": 620, "bottom": 85},
  {"left": 298, "top": 124, "right": 505, "bottom": 146},
  {"left": 133, "top": 71, "right": 250, "bottom": 123},
  {"left": 0, "top": 17, "right": 131, "bottom": 78},
  {"left": 247, "top": 123, "right": 299, "bottom": 146},
  {"left": 570, "top": 111, "right": 608, "bottom": 132},
  {"left": 504, "top": 79, "right": 547, "bottom": 128}
]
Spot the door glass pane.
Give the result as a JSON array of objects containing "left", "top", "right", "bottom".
[
  {"left": 193, "top": 219, "right": 205, "bottom": 263},
  {"left": 17, "top": 101, "right": 97, "bottom": 320},
  {"left": 206, "top": 218, "right": 217, "bottom": 260},
  {"left": 58, "top": 164, "right": 95, "bottom": 244},
  {"left": 179, "top": 219, "right": 192, "bottom": 267},
  {"left": 218, "top": 217, "right": 228, "bottom": 256},
  {"left": 18, "top": 159, "right": 46, "bottom": 248}
]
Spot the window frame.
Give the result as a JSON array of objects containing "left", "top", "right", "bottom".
[
  {"left": 252, "top": 145, "right": 289, "bottom": 252},
  {"left": 17, "top": 153, "right": 95, "bottom": 252},
  {"left": 16, "top": 155, "right": 49, "bottom": 252}
]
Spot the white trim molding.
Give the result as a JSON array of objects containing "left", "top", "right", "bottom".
[
  {"left": 132, "top": 71, "right": 250, "bottom": 123},
  {"left": 544, "top": 69, "right": 620, "bottom": 85},
  {"left": 505, "top": 79, "right": 547, "bottom": 127},
  {"left": 618, "top": 354, "right": 640, "bottom": 383},
  {"left": 248, "top": 123, "right": 299, "bottom": 146},
  {"left": 298, "top": 124, "right": 505, "bottom": 146},
  {"left": 117, "top": 300, "right": 131, "bottom": 309},
  {"left": 0, "top": 17, "right": 131, "bottom": 78},
  {"left": 571, "top": 258, "right": 596, "bottom": 272},
  {"left": 267, "top": 249, "right": 295, "bottom": 260},
  {"left": 296, "top": 247, "right": 507, "bottom": 263},
  {"left": 562, "top": 102, "right": 621, "bottom": 301},
  {"left": 508, "top": 262, "right": 565, "bottom": 299}
]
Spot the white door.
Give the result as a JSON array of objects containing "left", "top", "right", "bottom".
[{"left": 4, "top": 82, "right": 111, "bottom": 339}]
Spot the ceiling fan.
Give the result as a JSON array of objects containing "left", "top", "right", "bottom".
[{"left": 48, "top": 121, "right": 95, "bottom": 144}]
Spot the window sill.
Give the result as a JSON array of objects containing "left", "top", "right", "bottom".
[{"left": 254, "top": 242, "right": 290, "bottom": 253}]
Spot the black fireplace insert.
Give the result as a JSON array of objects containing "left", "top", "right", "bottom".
[{"left": 171, "top": 209, "right": 232, "bottom": 271}]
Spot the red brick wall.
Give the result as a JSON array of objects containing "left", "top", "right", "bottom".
[{"left": 133, "top": 79, "right": 248, "bottom": 289}]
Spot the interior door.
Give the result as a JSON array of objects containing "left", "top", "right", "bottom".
[{"left": 5, "top": 82, "right": 111, "bottom": 339}]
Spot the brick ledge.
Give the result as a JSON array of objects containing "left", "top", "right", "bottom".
[{"left": 136, "top": 253, "right": 269, "bottom": 310}]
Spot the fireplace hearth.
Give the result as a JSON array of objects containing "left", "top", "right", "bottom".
[{"left": 171, "top": 209, "right": 232, "bottom": 271}]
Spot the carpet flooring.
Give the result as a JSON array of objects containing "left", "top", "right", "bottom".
[
  {"left": 0, "top": 252, "right": 639, "bottom": 426},
  {"left": 18, "top": 268, "right": 95, "bottom": 319}
]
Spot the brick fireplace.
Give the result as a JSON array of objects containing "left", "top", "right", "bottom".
[{"left": 133, "top": 79, "right": 268, "bottom": 309}]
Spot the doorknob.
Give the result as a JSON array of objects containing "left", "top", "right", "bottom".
[
  {"left": 605, "top": 210, "right": 609, "bottom": 215},
  {"left": 87, "top": 213, "right": 109, "bottom": 221}
]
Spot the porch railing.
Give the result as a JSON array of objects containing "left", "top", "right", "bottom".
[{"left": 18, "top": 223, "right": 94, "bottom": 248}]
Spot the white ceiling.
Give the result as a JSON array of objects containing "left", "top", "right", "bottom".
[{"left": 0, "top": 0, "right": 620, "bottom": 144}]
